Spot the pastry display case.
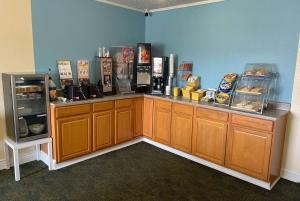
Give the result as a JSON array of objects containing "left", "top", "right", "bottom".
[
  {"left": 2, "top": 73, "right": 50, "bottom": 142},
  {"left": 214, "top": 73, "right": 238, "bottom": 107},
  {"left": 231, "top": 64, "right": 277, "bottom": 114}
]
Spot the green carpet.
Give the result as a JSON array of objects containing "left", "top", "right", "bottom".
[{"left": 0, "top": 142, "right": 299, "bottom": 201}]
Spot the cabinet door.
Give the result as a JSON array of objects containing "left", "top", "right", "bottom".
[
  {"left": 153, "top": 101, "right": 172, "bottom": 145},
  {"left": 192, "top": 118, "right": 227, "bottom": 165},
  {"left": 143, "top": 98, "right": 154, "bottom": 138},
  {"left": 57, "top": 114, "right": 92, "bottom": 162},
  {"left": 116, "top": 107, "right": 133, "bottom": 144},
  {"left": 93, "top": 110, "right": 114, "bottom": 151},
  {"left": 134, "top": 98, "right": 143, "bottom": 137},
  {"left": 226, "top": 126, "right": 272, "bottom": 181},
  {"left": 171, "top": 112, "right": 193, "bottom": 153}
]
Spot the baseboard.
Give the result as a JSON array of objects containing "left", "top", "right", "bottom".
[
  {"left": 0, "top": 159, "right": 9, "bottom": 170},
  {"left": 0, "top": 150, "right": 37, "bottom": 170},
  {"left": 142, "top": 138, "right": 274, "bottom": 190},
  {"left": 51, "top": 138, "right": 143, "bottom": 170},
  {"left": 9, "top": 151, "right": 37, "bottom": 167},
  {"left": 3, "top": 137, "right": 299, "bottom": 188},
  {"left": 40, "top": 150, "right": 50, "bottom": 166},
  {"left": 281, "top": 169, "right": 300, "bottom": 183}
]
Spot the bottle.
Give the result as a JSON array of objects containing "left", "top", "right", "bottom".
[{"left": 48, "top": 68, "right": 57, "bottom": 101}]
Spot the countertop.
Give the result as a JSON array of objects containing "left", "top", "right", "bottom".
[{"left": 50, "top": 93, "right": 289, "bottom": 121}]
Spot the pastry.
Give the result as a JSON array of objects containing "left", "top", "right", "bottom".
[
  {"left": 224, "top": 73, "right": 238, "bottom": 82},
  {"left": 245, "top": 70, "right": 255, "bottom": 76},
  {"left": 237, "top": 87, "right": 251, "bottom": 92},
  {"left": 245, "top": 104, "right": 254, "bottom": 110},
  {"left": 251, "top": 87, "right": 263, "bottom": 93},
  {"left": 255, "top": 69, "right": 267, "bottom": 76}
]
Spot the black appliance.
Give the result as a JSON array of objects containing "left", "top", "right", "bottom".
[
  {"left": 89, "top": 84, "right": 103, "bottom": 99},
  {"left": 65, "top": 85, "right": 87, "bottom": 101},
  {"left": 136, "top": 43, "right": 152, "bottom": 93},
  {"left": 151, "top": 57, "right": 169, "bottom": 95}
]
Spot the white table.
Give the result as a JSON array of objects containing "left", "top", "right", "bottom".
[{"left": 4, "top": 137, "right": 53, "bottom": 181}]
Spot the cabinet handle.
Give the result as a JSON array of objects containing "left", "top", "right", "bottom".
[
  {"left": 36, "top": 114, "right": 47, "bottom": 117},
  {"left": 18, "top": 107, "right": 25, "bottom": 110},
  {"left": 18, "top": 117, "right": 24, "bottom": 120}
]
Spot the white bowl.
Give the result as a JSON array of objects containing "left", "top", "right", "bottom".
[{"left": 29, "top": 124, "right": 45, "bottom": 134}]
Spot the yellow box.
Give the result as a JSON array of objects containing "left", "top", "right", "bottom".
[
  {"left": 173, "top": 87, "right": 180, "bottom": 97},
  {"left": 182, "top": 88, "right": 192, "bottom": 99},
  {"left": 191, "top": 90, "right": 206, "bottom": 101}
]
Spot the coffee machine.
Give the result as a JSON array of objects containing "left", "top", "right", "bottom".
[
  {"left": 151, "top": 57, "right": 169, "bottom": 95},
  {"left": 136, "top": 43, "right": 152, "bottom": 93},
  {"left": 96, "top": 57, "right": 113, "bottom": 95}
]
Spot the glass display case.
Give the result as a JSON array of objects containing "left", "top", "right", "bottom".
[
  {"left": 231, "top": 64, "right": 277, "bottom": 114},
  {"left": 214, "top": 73, "right": 238, "bottom": 107},
  {"left": 2, "top": 73, "right": 50, "bottom": 142},
  {"left": 111, "top": 47, "right": 135, "bottom": 94}
]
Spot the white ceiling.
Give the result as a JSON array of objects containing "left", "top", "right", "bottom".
[{"left": 96, "top": 0, "right": 223, "bottom": 12}]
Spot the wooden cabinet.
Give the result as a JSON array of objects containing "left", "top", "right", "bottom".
[
  {"left": 93, "top": 101, "right": 115, "bottom": 151},
  {"left": 56, "top": 114, "right": 92, "bottom": 162},
  {"left": 171, "top": 104, "right": 193, "bottom": 153},
  {"left": 153, "top": 100, "right": 172, "bottom": 145},
  {"left": 192, "top": 117, "right": 227, "bottom": 165},
  {"left": 134, "top": 98, "right": 143, "bottom": 137},
  {"left": 48, "top": 96, "right": 287, "bottom": 186},
  {"left": 143, "top": 98, "right": 154, "bottom": 138},
  {"left": 226, "top": 125, "right": 272, "bottom": 181},
  {"left": 93, "top": 110, "right": 114, "bottom": 151},
  {"left": 115, "top": 99, "right": 134, "bottom": 144}
]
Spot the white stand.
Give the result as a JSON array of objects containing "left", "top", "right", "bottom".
[{"left": 4, "top": 137, "right": 52, "bottom": 181}]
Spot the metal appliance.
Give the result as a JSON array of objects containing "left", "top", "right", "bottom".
[
  {"left": 151, "top": 57, "right": 169, "bottom": 95},
  {"left": 111, "top": 47, "right": 135, "bottom": 94},
  {"left": 2, "top": 73, "right": 50, "bottom": 142},
  {"left": 96, "top": 57, "right": 113, "bottom": 95},
  {"left": 136, "top": 43, "right": 152, "bottom": 93},
  {"left": 165, "top": 54, "right": 175, "bottom": 96}
]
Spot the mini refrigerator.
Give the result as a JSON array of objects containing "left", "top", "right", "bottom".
[{"left": 2, "top": 73, "right": 50, "bottom": 142}]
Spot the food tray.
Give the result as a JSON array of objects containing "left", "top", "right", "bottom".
[
  {"left": 235, "top": 89, "right": 264, "bottom": 96},
  {"left": 231, "top": 106, "right": 260, "bottom": 113},
  {"left": 16, "top": 85, "right": 42, "bottom": 93}
]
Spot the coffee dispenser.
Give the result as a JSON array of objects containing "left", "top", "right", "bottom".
[
  {"left": 136, "top": 43, "right": 152, "bottom": 93},
  {"left": 151, "top": 57, "right": 169, "bottom": 95},
  {"left": 96, "top": 57, "right": 113, "bottom": 95}
]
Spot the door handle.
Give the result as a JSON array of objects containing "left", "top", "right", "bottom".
[{"left": 36, "top": 114, "right": 47, "bottom": 117}]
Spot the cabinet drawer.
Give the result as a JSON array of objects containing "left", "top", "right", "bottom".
[
  {"left": 172, "top": 103, "right": 193, "bottom": 115},
  {"left": 155, "top": 100, "right": 172, "bottom": 110},
  {"left": 231, "top": 114, "right": 274, "bottom": 133},
  {"left": 195, "top": 107, "right": 228, "bottom": 122},
  {"left": 115, "top": 99, "right": 133, "bottom": 109},
  {"left": 56, "top": 104, "right": 91, "bottom": 118},
  {"left": 93, "top": 101, "right": 114, "bottom": 112}
]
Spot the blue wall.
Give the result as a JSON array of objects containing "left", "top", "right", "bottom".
[
  {"left": 146, "top": 0, "right": 300, "bottom": 103},
  {"left": 32, "top": 0, "right": 145, "bottom": 85}
]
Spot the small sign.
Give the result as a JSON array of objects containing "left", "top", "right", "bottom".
[
  {"left": 77, "top": 60, "right": 90, "bottom": 79},
  {"left": 57, "top": 60, "right": 73, "bottom": 80}
]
